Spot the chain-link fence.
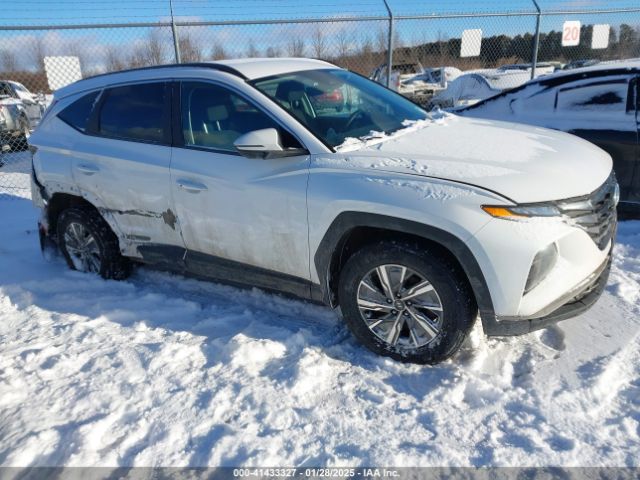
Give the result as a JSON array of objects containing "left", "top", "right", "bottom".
[{"left": 1, "top": 0, "right": 640, "bottom": 197}]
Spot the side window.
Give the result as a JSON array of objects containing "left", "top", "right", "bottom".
[
  {"left": 57, "top": 90, "right": 100, "bottom": 132},
  {"left": 180, "top": 81, "right": 301, "bottom": 152},
  {"left": 512, "top": 88, "right": 556, "bottom": 114},
  {"left": 0, "top": 83, "right": 12, "bottom": 98},
  {"left": 97, "top": 82, "right": 169, "bottom": 143},
  {"left": 557, "top": 79, "right": 629, "bottom": 114}
]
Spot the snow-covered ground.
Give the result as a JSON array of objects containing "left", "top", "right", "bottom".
[{"left": 1, "top": 192, "right": 639, "bottom": 467}]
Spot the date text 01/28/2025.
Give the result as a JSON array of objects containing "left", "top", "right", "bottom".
[{"left": 232, "top": 468, "right": 400, "bottom": 477}]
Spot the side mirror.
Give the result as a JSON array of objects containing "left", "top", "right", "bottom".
[{"left": 234, "top": 128, "right": 307, "bottom": 159}]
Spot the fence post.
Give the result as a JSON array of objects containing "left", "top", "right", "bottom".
[
  {"left": 169, "top": 0, "right": 181, "bottom": 63},
  {"left": 531, "top": 0, "right": 541, "bottom": 80},
  {"left": 383, "top": 0, "right": 394, "bottom": 88}
]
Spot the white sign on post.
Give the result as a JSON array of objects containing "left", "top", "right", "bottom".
[
  {"left": 460, "top": 29, "right": 482, "bottom": 58},
  {"left": 562, "top": 21, "right": 581, "bottom": 47},
  {"left": 44, "top": 56, "right": 82, "bottom": 91},
  {"left": 591, "top": 24, "right": 610, "bottom": 49}
]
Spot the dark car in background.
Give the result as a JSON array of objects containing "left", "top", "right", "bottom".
[{"left": 458, "top": 62, "right": 639, "bottom": 215}]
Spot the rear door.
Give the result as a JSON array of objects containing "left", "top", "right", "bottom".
[
  {"left": 550, "top": 75, "right": 637, "bottom": 201},
  {"left": 74, "top": 81, "right": 183, "bottom": 250}
]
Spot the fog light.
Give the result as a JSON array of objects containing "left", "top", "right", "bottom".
[{"left": 524, "top": 243, "right": 558, "bottom": 294}]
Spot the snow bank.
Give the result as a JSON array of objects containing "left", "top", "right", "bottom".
[{"left": 1, "top": 197, "right": 639, "bottom": 467}]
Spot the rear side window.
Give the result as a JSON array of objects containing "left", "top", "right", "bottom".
[
  {"left": 57, "top": 91, "right": 100, "bottom": 132},
  {"left": 557, "top": 80, "right": 629, "bottom": 114},
  {"left": 98, "top": 82, "right": 169, "bottom": 143}
]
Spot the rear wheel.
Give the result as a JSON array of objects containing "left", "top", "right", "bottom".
[
  {"left": 57, "top": 207, "right": 132, "bottom": 280},
  {"left": 338, "top": 241, "right": 477, "bottom": 364}
]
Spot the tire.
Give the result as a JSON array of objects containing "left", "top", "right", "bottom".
[
  {"left": 57, "top": 206, "right": 132, "bottom": 280},
  {"left": 338, "top": 241, "right": 477, "bottom": 364}
]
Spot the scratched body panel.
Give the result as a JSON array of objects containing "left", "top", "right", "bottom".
[{"left": 68, "top": 126, "right": 183, "bottom": 256}]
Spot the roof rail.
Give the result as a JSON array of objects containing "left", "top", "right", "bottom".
[{"left": 84, "top": 62, "right": 248, "bottom": 82}]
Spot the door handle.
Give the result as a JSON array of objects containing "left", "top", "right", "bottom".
[
  {"left": 77, "top": 163, "right": 99, "bottom": 175},
  {"left": 177, "top": 179, "right": 208, "bottom": 192}
]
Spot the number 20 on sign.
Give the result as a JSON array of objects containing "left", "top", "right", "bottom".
[{"left": 562, "top": 21, "right": 581, "bottom": 47}]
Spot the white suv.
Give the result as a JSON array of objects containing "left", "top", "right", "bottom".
[{"left": 30, "top": 58, "right": 618, "bottom": 364}]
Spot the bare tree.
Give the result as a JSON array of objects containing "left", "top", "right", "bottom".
[
  {"left": 376, "top": 27, "right": 388, "bottom": 57},
  {"left": 211, "top": 42, "right": 227, "bottom": 60},
  {"left": 179, "top": 32, "right": 203, "bottom": 62},
  {"left": 312, "top": 27, "right": 327, "bottom": 59},
  {"left": 105, "top": 46, "right": 125, "bottom": 72},
  {"left": 66, "top": 40, "right": 89, "bottom": 76},
  {"left": 31, "top": 36, "right": 47, "bottom": 72},
  {"left": 246, "top": 40, "right": 260, "bottom": 58},
  {"left": 287, "top": 37, "right": 305, "bottom": 57},
  {"left": 0, "top": 49, "right": 18, "bottom": 72},
  {"left": 346, "top": 35, "right": 377, "bottom": 75},
  {"left": 336, "top": 30, "right": 351, "bottom": 68},
  {"left": 336, "top": 30, "right": 351, "bottom": 63},
  {"left": 266, "top": 46, "right": 281, "bottom": 58},
  {"left": 145, "top": 29, "right": 166, "bottom": 65},
  {"left": 127, "top": 46, "right": 148, "bottom": 68}
]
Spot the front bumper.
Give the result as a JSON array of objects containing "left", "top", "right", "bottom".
[{"left": 482, "top": 248, "right": 612, "bottom": 336}]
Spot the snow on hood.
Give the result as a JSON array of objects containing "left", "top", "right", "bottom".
[{"left": 322, "top": 114, "right": 612, "bottom": 203}]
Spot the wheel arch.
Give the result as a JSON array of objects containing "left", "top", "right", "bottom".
[
  {"left": 313, "top": 211, "right": 496, "bottom": 325},
  {"left": 46, "top": 192, "right": 100, "bottom": 236}
]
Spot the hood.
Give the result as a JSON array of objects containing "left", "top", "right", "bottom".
[{"left": 328, "top": 115, "right": 612, "bottom": 203}]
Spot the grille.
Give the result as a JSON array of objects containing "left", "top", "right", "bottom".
[{"left": 557, "top": 174, "right": 618, "bottom": 250}]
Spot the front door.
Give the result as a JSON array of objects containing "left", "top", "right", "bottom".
[{"left": 170, "top": 81, "right": 311, "bottom": 291}]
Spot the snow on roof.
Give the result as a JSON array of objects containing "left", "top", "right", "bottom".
[
  {"left": 481, "top": 71, "right": 532, "bottom": 90},
  {"left": 457, "top": 70, "right": 532, "bottom": 90},
  {"left": 545, "top": 59, "right": 640, "bottom": 81}
]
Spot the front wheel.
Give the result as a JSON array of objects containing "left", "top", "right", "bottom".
[
  {"left": 57, "top": 206, "right": 132, "bottom": 280},
  {"left": 338, "top": 241, "right": 477, "bottom": 364}
]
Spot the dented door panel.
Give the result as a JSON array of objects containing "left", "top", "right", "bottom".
[
  {"left": 70, "top": 135, "right": 183, "bottom": 255},
  {"left": 170, "top": 147, "right": 311, "bottom": 279}
]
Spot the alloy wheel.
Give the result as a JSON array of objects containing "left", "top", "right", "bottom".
[
  {"left": 357, "top": 264, "right": 444, "bottom": 349},
  {"left": 63, "top": 222, "right": 101, "bottom": 273}
]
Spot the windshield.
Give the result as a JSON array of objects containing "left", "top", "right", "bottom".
[{"left": 251, "top": 69, "right": 427, "bottom": 149}]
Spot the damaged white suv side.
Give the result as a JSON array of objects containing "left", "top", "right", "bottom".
[{"left": 30, "top": 58, "right": 619, "bottom": 364}]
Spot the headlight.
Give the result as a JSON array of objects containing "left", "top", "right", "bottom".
[
  {"left": 482, "top": 204, "right": 561, "bottom": 220},
  {"left": 613, "top": 182, "right": 620, "bottom": 207}
]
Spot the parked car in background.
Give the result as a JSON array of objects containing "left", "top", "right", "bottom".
[
  {"left": 370, "top": 63, "right": 459, "bottom": 105},
  {"left": 0, "top": 98, "right": 30, "bottom": 152},
  {"left": 563, "top": 59, "right": 600, "bottom": 71},
  {"left": 497, "top": 62, "right": 560, "bottom": 76},
  {"left": 0, "top": 80, "right": 47, "bottom": 152},
  {"left": 421, "top": 66, "right": 462, "bottom": 85},
  {"left": 458, "top": 61, "right": 639, "bottom": 215},
  {"left": 31, "top": 58, "right": 617, "bottom": 364},
  {"left": 430, "top": 70, "right": 531, "bottom": 109},
  {"left": 0, "top": 80, "right": 46, "bottom": 128}
]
